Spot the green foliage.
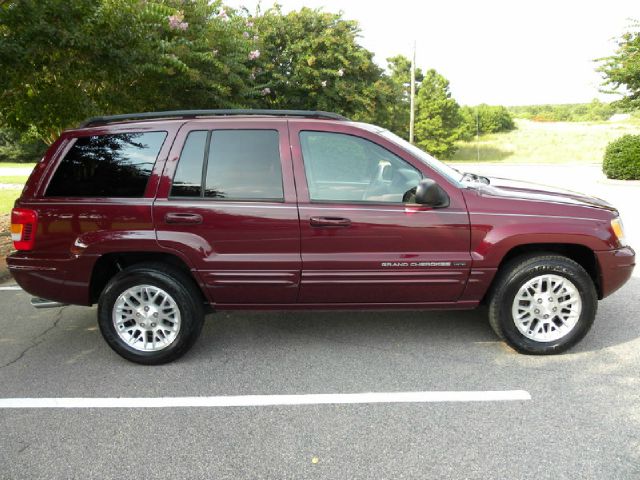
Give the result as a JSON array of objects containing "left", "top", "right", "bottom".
[
  {"left": 0, "top": 0, "right": 252, "bottom": 143},
  {"left": 0, "top": 125, "right": 46, "bottom": 163},
  {"left": 508, "top": 100, "right": 617, "bottom": 122},
  {"left": 0, "top": 1, "right": 474, "bottom": 160},
  {"left": 414, "top": 69, "right": 464, "bottom": 159},
  {"left": 248, "top": 7, "right": 383, "bottom": 120},
  {"left": 373, "top": 55, "right": 423, "bottom": 139},
  {"left": 603, "top": 134, "right": 640, "bottom": 180},
  {"left": 460, "top": 104, "right": 515, "bottom": 138},
  {"left": 598, "top": 21, "right": 640, "bottom": 110}
]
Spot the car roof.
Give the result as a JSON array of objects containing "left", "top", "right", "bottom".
[{"left": 77, "top": 109, "right": 349, "bottom": 129}]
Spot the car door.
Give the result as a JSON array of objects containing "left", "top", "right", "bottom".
[
  {"left": 154, "top": 119, "right": 301, "bottom": 305},
  {"left": 289, "top": 120, "right": 471, "bottom": 305}
]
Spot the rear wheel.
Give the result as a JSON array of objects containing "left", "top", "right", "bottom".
[
  {"left": 98, "top": 263, "right": 204, "bottom": 364},
  {"left": 488, "top": 254, "right": 597, "bottom": 354}
]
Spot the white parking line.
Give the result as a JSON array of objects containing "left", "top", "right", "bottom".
[
  {"left": 0, "top": 286, "right": 21, "bottom": 291},
  {"left": 0, "top": 390, "right": 531, "bottom": 409}
]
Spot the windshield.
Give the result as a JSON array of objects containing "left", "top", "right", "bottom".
[{"left": 376, "top": 129, "right": 463, "bottom": 185}]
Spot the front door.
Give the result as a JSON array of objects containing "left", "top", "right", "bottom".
[
  {"left": 154, "top": 119, "right": 300, "bottom": 305},
  {"left": 289, "top": 120, "right": 471, "bottom": 305}
]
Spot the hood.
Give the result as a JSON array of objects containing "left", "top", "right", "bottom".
[{"left": 467, "top": 176, "right": 617, "bottom": 212}]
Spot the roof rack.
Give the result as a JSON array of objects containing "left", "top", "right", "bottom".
[{"left": 78, "top": 109, "right": 348, "bottom": 128}]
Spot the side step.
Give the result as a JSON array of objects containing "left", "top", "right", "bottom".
[{"left": 30, "top": 297, "right": 68, "bottom": 309}]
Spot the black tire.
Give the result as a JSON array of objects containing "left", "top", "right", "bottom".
[
  {"left": 488, "top": 254, "right": 597, "bottom": 355},
  {"left": 98, "top": 263, "right": 205, "bottom": 365}
]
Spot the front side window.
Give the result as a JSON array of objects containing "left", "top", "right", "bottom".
[
  {"left": 170, "top": 129, "right": 284, "bottom": 201},
  {"left": 300, "top": 131, "right": 421, "bottom": 203},
  {"left": 46, "top": 131, "right": 167, "bottom": 197}
]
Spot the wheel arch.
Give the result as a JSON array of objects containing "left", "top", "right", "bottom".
[
  {"left": 89, "top": 251, "right": 209, "bottom": 306},
  {"left": 483, "top": 243, "right": 602, "bottom": 303}
]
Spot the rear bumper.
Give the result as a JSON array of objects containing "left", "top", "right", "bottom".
[
  {"left": 7, "top": 253, "right": 93, "bottom": 305},
  {"left": 596, "top": 246, "right": 635, "bottom": 298}
]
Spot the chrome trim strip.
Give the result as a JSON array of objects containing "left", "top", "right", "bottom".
[
  {"left": 302, "top": 270, "right": 465, "bottom": 278},
  {"left": 301, "top": 207, "right": 468, "bottom": 214},
  {"left": 161, "top": 203, "right": 296, "bottom": 209},
  {"left": 469, "top": 212, "right": 601, "bottom": 222},
  {"left": 302, "top": 279, "right": 461, "bottom": 285}
]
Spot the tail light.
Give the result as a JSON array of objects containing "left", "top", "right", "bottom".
[{"left": 11, "top": 208, "right": 38, "bottom": 251}]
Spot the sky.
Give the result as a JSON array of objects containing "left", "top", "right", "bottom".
[{"left": 224, "top": 0, "right": 638, "bottom": 106}]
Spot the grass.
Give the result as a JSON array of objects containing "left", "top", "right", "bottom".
[
  {"left": 0, "top": 162, "right": 36, "bottom": 169},
  {"left": 0, "top": 175, "right": 29, "bottom": 184},
  {"left": 0, "top": 188, "right": 22, "bottom": 215},
  {"left": 451, "top": 118, "right": 640, "bottom": 163}
]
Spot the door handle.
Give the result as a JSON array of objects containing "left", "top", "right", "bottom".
[
  {"left": 165, "top": 212, "right": 203, "bottom": 225},
  {"left": 309, "top": 216, "right": 351, "bottom": 227}
]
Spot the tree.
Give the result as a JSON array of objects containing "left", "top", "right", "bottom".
[
  {"left": 247, "top": 7, "right": 384, "bottom": 119},
  {"left": 0, "top": 124, "right": 46, "bottom": 162},
  {"left": 413, "top": 69, "right": 464, "bottom": 159},
  {"left": 0, "top": 0, "right": 252, "bottom": 143},
  {"left": 374, "top": 55, "right": 424, "bottom": 139},
  {"left": 460, "top": 104, "right": 515, "bottom": 138},
  {"left": 598, "top": 20, "right": 640, "bottom": 110}
]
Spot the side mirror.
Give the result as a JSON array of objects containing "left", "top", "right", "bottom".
[{"left": 414, "top": 178, "right": 449, "bottom": 208}]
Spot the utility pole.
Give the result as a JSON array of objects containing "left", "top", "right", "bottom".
[{"left": 409, "top": 41, "right": 416, "bottom": 144}]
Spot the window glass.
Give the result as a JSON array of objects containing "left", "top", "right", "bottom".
[
  {"left": 171, "top": 131, "right": 207, "bottom": 197},
  {"left": 300, "top": 131, "right": 421, "bottom": 203},
  {"left": 205, "top": 130, "right": 283, "bottom": 200},
  {"left": 46, "top": 131, "right": 166, "bottom": 197}
]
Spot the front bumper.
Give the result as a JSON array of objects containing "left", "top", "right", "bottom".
[{"left": 596, "top": 246, "right": 635, "bottom": 298}]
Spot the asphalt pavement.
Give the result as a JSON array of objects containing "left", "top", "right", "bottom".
[
  {"left": 1, "top": 275, "right": 639, "bottom": 479},
  {"left": 1, "top": 163, "right": 639, "bottom": 479}
]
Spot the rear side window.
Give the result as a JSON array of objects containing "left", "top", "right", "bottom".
[
  {"left": 170, "top": 129, "right": 283, "bottom": 201},
  {"left": 206, "top": 130, "right": 282, "bottom": 200},
  {"left": 46, "top": 131, "right": 167, "bottom": 197}
]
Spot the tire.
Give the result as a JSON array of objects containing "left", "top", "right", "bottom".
[
  {"left": 488, "top": 254, "right": 597, "bottom": 355},
  {"left": 98, "top": 262, "right": 204, "bottom": 365}
]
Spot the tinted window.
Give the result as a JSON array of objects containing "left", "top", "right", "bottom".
[
  {"left": 205, "top": 130, "right": 283, "bottom": 200},
  {"left": 300, "top": 131, "right": 421, "bottom": 203},
  {"left": 46, "top": 132, "right": 166, "bottom": 197},
  {"left": 171, "top": 131, "right": 207, "bottom": 197}
]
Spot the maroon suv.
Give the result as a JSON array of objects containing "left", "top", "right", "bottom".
[{"left": 7, "top": 110, "right": 635, "bottom": 364}]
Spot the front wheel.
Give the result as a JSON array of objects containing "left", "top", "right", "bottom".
[
  {"left": 98, "top": 263, "right": 204, "bottom": 364},
  {"left": 488, "top": 254, "right": 598, "bottom": 355}
]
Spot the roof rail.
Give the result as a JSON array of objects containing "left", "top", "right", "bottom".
[{"left": 78, "top": 109, "right": 348, "bottom": 128}]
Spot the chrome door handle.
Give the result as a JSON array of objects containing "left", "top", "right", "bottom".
[
  {"left": 309, "top": 216, "right": 352, "bottom": 227},
  {"left": 165, "top": 212, "right": 203, "bottom": 225}
]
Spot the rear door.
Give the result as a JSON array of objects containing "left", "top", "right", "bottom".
[
  {"left": 154, "top": 119, "right": 301, "bottom": 306},
  {"left": 290, "top": 120, "right": 471, "bottom": 305}
]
